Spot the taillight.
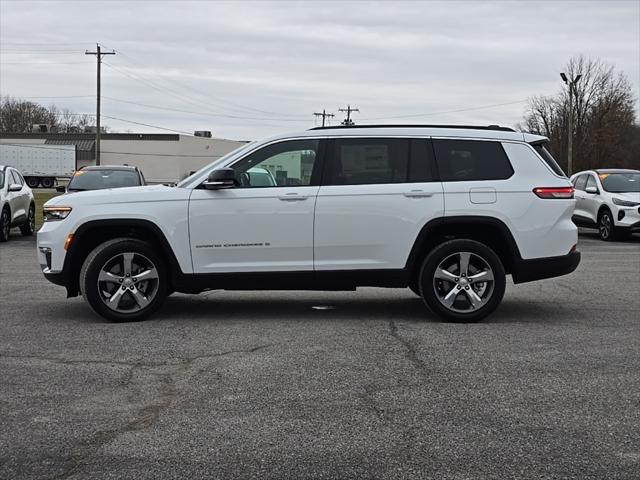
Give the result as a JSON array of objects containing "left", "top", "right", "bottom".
[{"left": 533, "top": 187, "right": 574, "bottom": 199}]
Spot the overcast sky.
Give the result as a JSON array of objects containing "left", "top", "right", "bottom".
[{"left": 1, "top": 0, "right": 638, "bottom": 140}]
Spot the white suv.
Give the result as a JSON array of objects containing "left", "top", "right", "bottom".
[
  {"left": 37, "top": 125, "right": 580, "bottom": 323},
  {"left": 1, "top": 165, "right": 36, "bottom": 242},
  {"left": 570, "top": 169, "right": 640, "bottom": 241}
]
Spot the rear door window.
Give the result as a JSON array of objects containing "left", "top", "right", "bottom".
[
  {"left": 585, "top": 175, "right": 598, "bottom": 191},
  {"left": 433, "top": 139, "right": 513, "bottom": 181},
  {"left": 326, "top": 138, "right": 409, "bottom": 185}
]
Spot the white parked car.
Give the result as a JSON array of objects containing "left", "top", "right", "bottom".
[
  {"left": 0, "top": 165, "right": 36, "bottom": 242},
  {"left": 570, "top": 169, "right": 640, "bottom": 241},
  {"left": 37, "top": 125, "right": 580, "bottom": 323}
]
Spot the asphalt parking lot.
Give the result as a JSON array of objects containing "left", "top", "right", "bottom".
[{"left": 1, "top": 230, "right": 639, "bottom": 479}]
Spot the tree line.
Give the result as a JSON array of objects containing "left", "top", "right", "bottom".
[
  {"left": 0, "top": 96, "right": 96, "bottom": 133},
  {"left": 521, "top": 55, "right": 638, "bottom": 172}
]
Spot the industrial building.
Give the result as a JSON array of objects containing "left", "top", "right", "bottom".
[{"left": 0, "top": 131, "right": 247, "bottom": 184}]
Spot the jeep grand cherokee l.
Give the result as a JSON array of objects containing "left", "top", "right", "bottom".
[{"left": 37, "top": 125, "right": 580, "bottom": 323}]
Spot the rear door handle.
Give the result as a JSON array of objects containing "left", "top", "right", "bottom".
[
  {"left": 403, "top": 190, "right": 435, "bottom": 198},
  {"left": 278, "top": 193, "right": 308, "bottom": 201}
]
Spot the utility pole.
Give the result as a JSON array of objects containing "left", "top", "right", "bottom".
[
  {"left": 339, "top": 104, "right": 359, "bottom": 126},
  {"left": 560, "top": 72, "right": 582, "bottom": 176},
  {"left": 86, "top": 43, "right": 115, "bottom": 165},
  {"left": 313, "top": 109, "right": 335, "bottom": 127}
]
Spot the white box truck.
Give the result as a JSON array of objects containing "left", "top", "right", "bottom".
[{"left": 0, "top": 144, "right": 76, "bottom": 188}]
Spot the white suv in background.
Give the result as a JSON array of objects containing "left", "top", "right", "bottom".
[
  {"left": 37, "top": 125, "right": 580, "bottom": 323},
  {"left": 0, "top": 165, "right": 36, "bottom": 242},
  {"left": 570, "top": 169, "right": 640, "bottom": 241}
]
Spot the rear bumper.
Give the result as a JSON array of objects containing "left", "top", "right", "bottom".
[{"left": 511, "top": 250, "right": 581, "bottom": 284}]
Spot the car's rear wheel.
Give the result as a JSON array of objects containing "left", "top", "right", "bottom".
[
  {"left": 418, "top": 239, "right": 506, "bottom": 322},
  {"left": 80, "top": 238, "right": 168, "bottom": 322},
  {"left": 20, "top": 204, "right": 35, "bottom": 236},
  {"left": 0, "top": 207, "right": 10, "bottom": 242}
]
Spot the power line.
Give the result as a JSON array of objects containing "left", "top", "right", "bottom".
[
  {"left": 104, "top": 46, "right": 304, "bottom": 119},
  {"left": 359, "top": 100, "right": 528, "bottom": 121},
  {"left": 0, "top": 61, "right": 94, "bottom": 65},
  {"left": 0, "top": 142, "right": 230, "bottom": 158},
  {"left": 103, "top": 96, "right": 308, "bottom": 122}
]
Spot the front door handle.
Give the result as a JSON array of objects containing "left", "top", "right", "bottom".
[
  {"left": 278, "top": 193, "right": 308, "bottom": 201},
  {"left": 403, "top": 190, "right": 435, "bottom": 198}
]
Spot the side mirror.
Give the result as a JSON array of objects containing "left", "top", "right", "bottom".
[
  {"left": 8, "top": 183, "right": 22, "bottom": 192},
  {"left": 56, "top": 185, "right": 67, "bottom": 193},
  {"left": 203, "top": 168, "right": 237, "bottom": 190},
  {"left": 585, "top": 186, "right": 599, "bottom": 194}
]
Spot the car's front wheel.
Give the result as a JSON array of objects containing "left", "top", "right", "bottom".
[
  {"left": 598, "top": 209, "right": 620, "bottom": 241},
  {"left": 20, "top": 204, "right": 35, "bottom": 236},
  {"left": 0, "top": 207, "right": 10, "bottom": 242},
  {"left": 79, "top": 238, "right": 168, "bottom": 322},
  {"left": 418, "top": 239, "right": 506, "bottom": 322}
]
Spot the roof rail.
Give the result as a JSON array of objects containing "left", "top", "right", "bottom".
[{"left": 309, "top": 124, "right": 516, "bottom": 132}]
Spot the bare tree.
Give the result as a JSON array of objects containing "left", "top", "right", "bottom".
[
  {"left": 0, "top": 96, "right": 59, "bottom": 132},
  {"left": 522, "top": 55, "right": 638, "bottom": 171},
  {"left": 0, "top": 97, "right": 96, "bottom": 133}
]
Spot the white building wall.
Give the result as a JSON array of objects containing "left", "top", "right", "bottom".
[{"left": 101, "top": 136, "right": 246, "bottom": 183}]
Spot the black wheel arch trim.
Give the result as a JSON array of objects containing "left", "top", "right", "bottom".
[
  {"left": 58, "top": 219, "right": 183, "bottom": 297},
  {"left": 405, "top": 215, "right": 523, "bottom": 270}
]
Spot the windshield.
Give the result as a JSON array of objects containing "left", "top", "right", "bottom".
[
  {"left": 67, "top": 169, "right": 141, "bottom": 191},
  {"left": 599, "top": 172, "right": 640, "bottom": 193},
  {"left": 177, "top": 141, "right": 256, "bottom": 188}
]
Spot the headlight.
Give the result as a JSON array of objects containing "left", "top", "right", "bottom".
[
  {"left": 612, "top": 198, "right": 640, "bottom": 207},
  {"left": 43, "top": 206, "right": 72, "bottom": 221}
]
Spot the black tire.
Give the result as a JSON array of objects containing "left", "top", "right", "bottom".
[
  {"left": 25, "top": 177, "right": 40, "bottom": 189},
  {"left": 418, "top": 239, "right": 506, "bottom": 323},
  {"left": 0, "top": 207, "right": 10, "bottom": 242},
  {"left": 79, "top": 238, "right": 168, "bottom": 322},
  {"left": 598, "top": 208, "right": 620, "bottom": 241},
  {"left": 20, "top": 203, "right": 36, "bottom": 236},
  {"left": 40, "top": 177, "right": 54, "bottom": 189}
]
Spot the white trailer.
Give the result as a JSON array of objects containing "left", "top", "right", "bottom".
[{"left": 0, "top": 144, "right": 76, "bottom": 188}]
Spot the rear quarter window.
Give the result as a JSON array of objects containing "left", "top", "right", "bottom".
[
  {"left": 433, "top": 139, "right": 513, "bottom": 182},
  {"left": 532, "top": 143, "right": 565, "bottom": 177}
]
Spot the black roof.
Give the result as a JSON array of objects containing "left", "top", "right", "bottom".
[{"left": 309, "top": 124, "right": 516, "bottom": 132}]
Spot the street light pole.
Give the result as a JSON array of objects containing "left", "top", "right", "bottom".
[{"left": 560, "top": 72, "right": 582, "bottom": 176}]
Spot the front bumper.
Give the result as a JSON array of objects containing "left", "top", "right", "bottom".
[{"left": 511, "top": 250, "right": 581, "bottom": 284}]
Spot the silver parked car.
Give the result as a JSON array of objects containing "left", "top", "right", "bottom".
[
  {"left": 570, "top": 169, "right": 640, "bottom": 240},
  {"left": 0, "top": 165, "right": 36, "bottom": 242}
]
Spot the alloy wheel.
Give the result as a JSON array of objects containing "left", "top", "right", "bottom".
[
  {"left": 599, "top": 212, "right": 611, "bottom": 240},
  {"left": 432, "top": 251, "right": 495, "bottom": 313},
  {"left": 29, "top": 206, "right": 35, "bottom": 232},
  {"left": 97, "top": 252, "right": 159, "bottom": 313},
  {"left": 1, "top": 211, "right": 9, "bottom": 239}
]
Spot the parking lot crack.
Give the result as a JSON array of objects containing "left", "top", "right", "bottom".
[{"left": 388, "top": 320, "right": 429, "bottom": 375}]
